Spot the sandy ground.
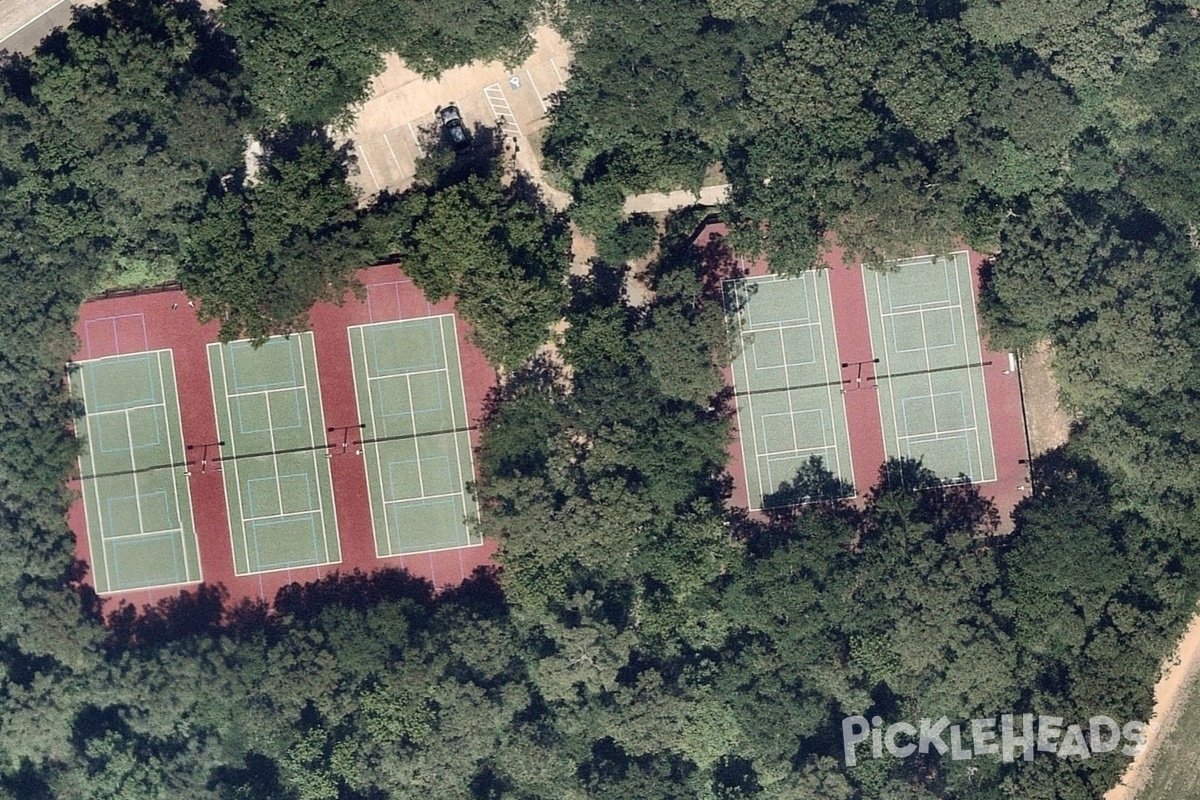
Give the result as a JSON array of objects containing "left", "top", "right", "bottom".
[
  {"left": 343, "top": 25, "right": 572, "bottom": 202},
  {"left": 623, "top": 184, "right": 730, "bottom": 215},
  {"left": 569, "top": 225, "right": 597, "bottom": 277},
  {"left": 1106, "top": 608, "right": 1200, "bottom": 800},
  {"left": 1021, "top": 340, "right": 1073, "bottom": 455}
]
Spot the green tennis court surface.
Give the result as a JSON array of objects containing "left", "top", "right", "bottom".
[
  {"left": 72, "top": 350, "right": 201, "bottom": 593},
  {"left": 726, "top": 272, "right": 854, "bottom": 509},
  {"left": 208, "top": 334, "right": 340, "bottom": 575},
  {"left": 864, "top": 252, "right": 997, "bottom": 483},
  {"left": 349, "top": 316, "right": 480, "bottom": 555}
]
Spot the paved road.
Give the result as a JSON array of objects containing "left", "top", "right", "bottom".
[{"left": 0, "top": 0, "right": 99, "bottom": 54}]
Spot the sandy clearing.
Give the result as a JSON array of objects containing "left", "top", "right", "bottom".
[
  {"left": 623, "top": 184, "right": 730, "bottom": 215},
  {"left": 1106, "top": 607, "right": 1200, "bottom": 800},
  {"left": 1021, "top": 340, "right": 1074, "bottom": 455},
  {"left": 343, "top": 25, "right": 572, "bottom": 201}
]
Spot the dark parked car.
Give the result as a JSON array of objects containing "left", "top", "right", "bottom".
[{"left": 439, "top": 105, "right": 469, "bottom": 150}]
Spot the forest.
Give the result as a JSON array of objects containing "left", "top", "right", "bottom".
[{"left": 1, "top": 0, "right": 1199, "bottom": 796}]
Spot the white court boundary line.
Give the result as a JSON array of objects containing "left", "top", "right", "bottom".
[
  {"left": 866, "top": 251, "right": 997, "bottom": 484},
  {"left": 74, "top": 349, "right": 201, "bottom": 593},
  {"left": 211, "top": 334, "right": 339, "bottom": 577},
  {"left": 898, "top": 390, "right": 973, "bottom": 448},
  {"left": 297, "top": 335, "right": 340, "bottom": 566},
  {"left": 348, "top": 315, "right": 480, "bottom": 557},
  {"left": 952, "top": 251, "right": 997, "bottom": 481},
  {"left": 723, "top": 271, "right": 853, "bottom": 510}
]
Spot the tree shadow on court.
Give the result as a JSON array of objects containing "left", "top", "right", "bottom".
[
  {"left": 646, "top": 215, "right": 745, "bottom": 308},
  {"left": 104, "top": 583, "right": 233, "bottom": 650},
  {"left": 867, "top": 457, "right": 1001, "bottom": 541},
  {"left": 96, "top": 565, "right": 493, "bottom": 649},
  {"left": 760, "top": 456, "right": 857, "bottom": 525},
  {"left": 437, "top": 565, "right": 507, "bottom": 617},
  {"left": 273, "top": 567, "right": 436, "bottom": 622}
]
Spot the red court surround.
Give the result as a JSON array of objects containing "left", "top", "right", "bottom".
[
  {"left": 700, "top": 222, "right": 1031, "bottom": 525},
  {"left": 69, "top": 265, "right": 498, "bottom": 612}
]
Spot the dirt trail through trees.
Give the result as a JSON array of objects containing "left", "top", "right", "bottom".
[{"left": 1106, "top": 608, "right": 1200, "bottom": 800}]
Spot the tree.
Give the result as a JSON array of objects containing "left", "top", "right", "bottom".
[
  {"left": 1107, "top": 11, "right": 1200, "bottom": 230},
  {"left": 961, "top": 0, "right": 1161, "bottom": 94},
  {"left": 2, "top": 0, "right": 248, "bottom": 288},
  {"left": 180, "top": 130, "right": 368, "bottom": 343},
  {"left": 388, "top": 168, "right": 570, "bottom": 371},
  {"left": 218, "top": 0, "right": 387, "bottom": 128}
]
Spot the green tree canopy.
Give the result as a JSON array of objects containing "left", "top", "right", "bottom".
[{"left": 180, "top": 130, "right": 369, "bottom": 343}]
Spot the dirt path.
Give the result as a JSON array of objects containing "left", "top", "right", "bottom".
[
  {"left": 1020, "top": 340, "right": 1073, "bottom": 455},
  {"left": 1106, "top": 607, "right": 1200, "bottom": 800},
  {"left": 623, "top": 184, "right": 730, "bottom": 214}
]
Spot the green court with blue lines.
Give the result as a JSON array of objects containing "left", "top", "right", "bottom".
[
  {"left": 863, "top": 252, "right": 997, "bottom": 483},
  {"left": 72, "top": 350, "right": 202, "bottom": 593},
  {"left": 207, "top": 333, "right": 341, "bottom": 575},
  {"left": 725, "top": 271, "right": 855, "bottom": 509},
  {"left": 348, "top": 316, "right": 479, "bottom": 556}
]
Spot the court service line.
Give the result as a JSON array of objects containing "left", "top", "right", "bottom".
[
  {"left": 216, "top": 345, "right": 254, "bottom": 574},
  {"left": 405, "top": 375, "right": 426, "bottom": 498},
  {"left": 878, "top": 302, "right": 962, "bottom": 320},
  {"left": 919, "top": 306, "right": 941, "bottom": 441},
  {"left": 347, "top": 327, "right": 383, "bottom": 555},
  {"left": 360, "top": 328, "right": 395, "bottom": 554},
  {"left": 123, "top": 411, "right": 148, "bottom": 544},
  {"left": 300, "top": 340, "right": 333, "bottom": 561},
  {"left": 298, "top": 334, "right": 337, "bottom": 563},
  {"left": 158, "top": 351, "right": 195, "bottom": 583},
  {"left": 762, "top": 439, "right": 837, "bottom": 460},
  {"left": 440, "top": 317, "right": 472, "bottom": 526},
  {"left": 953, "top": 253, "right": 994, "bottom": 480},
  {"left": 899, "top": 425, "right": 979, "bottom": 440},
  {"left": 813, "top": 271, "right": 847, "bottom": 483},
  {"left": 741, "top": 332, "right": 767, "bottom": 504},
  {"left": 238, "top": 508, "right": 321, "bottom": 524},
  {"left": 385, "top": 490, "right": 464, "bottom": 505},
  {"left": 367, "top": 365, "right": 448, "bottom": 381},
  {"left": 102, "top": 526, "right": 186, "bottom": 542},
  {"left": 723, "top": 277, "right": 766, "bottom": 509},
  {"left": 449, "top": 319, "right": 482, "bottom": 537},
  {"left": 90, "top": 399, "right": 168, "bottom": 416},
  {"left": 872, "top": 270, "right": 905, "bottom": 463},
  {"left": 780, "top": 334, "right": 803, "bottom": 462},
  {"left": 740, "top": 293, "right": 771, "bottom": 506},
  {"left": 263, "top": 390, "right": 286, "bottom": 520},
  {"left": 225, "top": 384, "right": 309, "bottom": 400}
]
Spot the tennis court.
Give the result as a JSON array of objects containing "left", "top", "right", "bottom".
[
  {"left": 863, "top": 252, "right": 997, "bottom": 483},
  {"left": 348, "top": 316, "right": 480, "bottom": 556},
  {"left": 725, "top": 272, "right": 854, "bottom": 509},
  {"left": 208, "top": 334, "right": 341, "bottom": 575},
  {"left": 72, "top": 350, "right": 201, "bottom": 593}
]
